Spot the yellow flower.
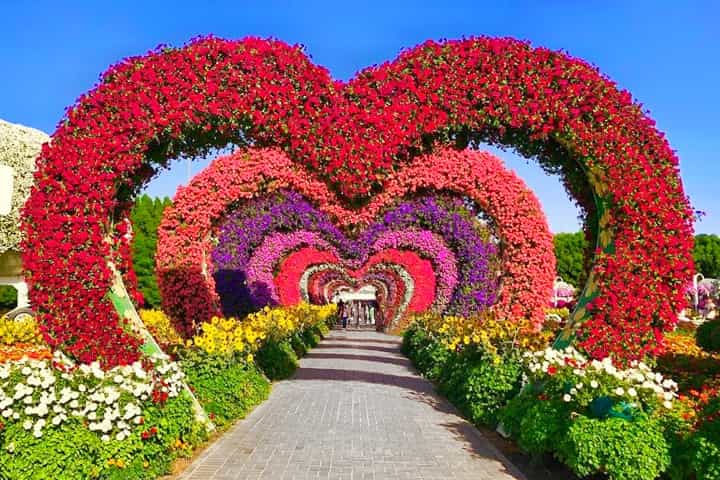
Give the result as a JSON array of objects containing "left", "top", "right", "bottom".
[
  {"left": 0, "top": 315, "right": 42, "bottom": 345},
  {"left": 139, "top": 309, "right": 183, "bottom": 346}
]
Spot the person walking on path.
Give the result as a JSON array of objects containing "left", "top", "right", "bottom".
[{"left": 338, "top": 300, "right": 348, "bottom": 329}]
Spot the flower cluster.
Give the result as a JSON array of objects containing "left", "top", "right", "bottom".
[
  {"left": 22, "top": 36, "right": 691, "bottom": 363},
  {"left": 0, "top": 343, "right": 52, "bottom": 364},
  {"left": 211, "top": 192, "right": 477, "bottom": 325},
  {"left": 409, "top": 311, "right": 552, "bottom": 354},
  {"left": 523, "top": 346, "right": 678, "bottom": 411},
  {"left": 191, "top": 303, "right": 336, "bottom": 358},
  {"left": 0, "top": 119, "right": 48, "bottom": 255},
  {"left": 0, "top": 351, "right": 184, "bottom": 441},
  {"left": 551, "top": 278, "right": 576, "bottom": 309},
  {"left": 138, "top": 309, "right": 185, "bottom": 348},
  {"left": 273, "top": 246, "right": 426, "bottom": 331},
  {"left": 0, "top": 315, "right": 42, "bottom": 345},
  {"left": 161, "top": 148, "right": 545, "bottom": 336}
]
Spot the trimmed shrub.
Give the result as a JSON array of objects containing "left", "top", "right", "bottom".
[
  {"left": 256, "top": 341, "right": 299, "bottom": 381},
  {"left": 557, "top": 416, "right": 670, "bottom": 480},
  {"left": 697, "top": 318, "right": 720, "bottom": 353},
  {"left": 178, "top": 350, "right": 270, "bottom": 428}
]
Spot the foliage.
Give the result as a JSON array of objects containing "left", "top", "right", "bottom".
[
  {"left": 0, "top": 120, "right": 48, "bottom": 255},
  {"left": 130, "top": 195, "right": 172, "bottom": 308},
  {"left": 552, "top": 232, "right": 588, "bottom": 287},
  {"left": 255, "top": 341, "right": 299, "bottom": 381},
  {"left": 403, "top": 316, "right": 529, "bottom": 426},
  {"left": 522, "top": 346, "right": 678, "bottom": 412},
  {"left": 657, "top": 328, "right": 720, "bottom": 391},
  {"left": 683, "top": 394, "right": 720, "bottom": 480},
  {"left": 177, "top": 349, "right": 269, "bottom": 428},
  {"left": 697, "top": 319, "right": 720, "bottom": 353},
  {"left": 557, "top": 415, "right": 670, "bottom": 480},
  {"left": 437, "top": 348, "right": 522, "bottom": 426},
  {"left": 0, "top": 350, "right": 204, "bottom": 479},
  {"left": 0, "top": 394, "right": 204, "bottom": 480},
  {"left": 0, "top": 315, "right": 41, "bottom": 344},
  {"left": 694, "top": 234, "right": 720, "bottom": 278},
  {"left": 0, "top": 286, "right": 16, "bottom": 311}
]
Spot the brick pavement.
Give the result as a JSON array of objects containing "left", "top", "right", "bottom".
[{"left": 179, "top": 329, "right": 525, "bottom": 480}]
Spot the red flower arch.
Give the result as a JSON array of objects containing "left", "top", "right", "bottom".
[{"left": 21, "top": 36, "right": 693, "bottom": 366}]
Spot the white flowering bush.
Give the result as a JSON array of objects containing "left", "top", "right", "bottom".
[
  {"left": 0, "top": 351, "right": 184, "bottom": 441},
  {"left": 522, "top": 346, "right": 678, "bottom": 413},
  {"left": 0, "top": 119, "right": 48, "bottom": 254},
  {"left": 496, "top": 347, "right": 679, "bottom": 480}
]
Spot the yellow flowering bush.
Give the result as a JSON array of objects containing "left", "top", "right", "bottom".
[
  {"left": 410, "top": 311, "right": 551, "bottom": 354},
  {"left": 139, "top": 309, "right": 184, "bottom": 347},
  {"left": 0, "top": 314, "right": 42, "bottom": 344},
  {"left": 191, "top": 303, "right": 336, "bottom": 359},
  {"left": 545, "top": 307, "right": 570, "bottom": 320}
]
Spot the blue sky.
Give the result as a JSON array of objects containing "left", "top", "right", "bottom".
[{"left": 1, "top": 1, "right": 717, "bottom": 233}]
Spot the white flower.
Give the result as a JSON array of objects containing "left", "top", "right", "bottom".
[
  {"left": 663, "top": 379, "right": 678, "bottom": 390},
  {"left": 563, "top": 394, "right": 572, "bottom": 402},
  {"left": 575, "top": 383, "right": 583, "bottom": 390},
  {"left": 663, "top": 392, "right": 674, "bottom": 401},
  {"left": 570, "top": 388, "right": 578, "bottom": 395},
  {"left": 627, "top": 388, "right": 637, "bottom": 397},
  {"left": 614, "top": 387, "right": 624, "bottom": 396},
  {"left": 22, "top": 420, "right": 33, "bottom": 430},
  {"left": 101, "top": 435, "right": 110, "bottom": 443},
  {"left": 663, "top": 400, "right": 673, "bottom": 409},
  {"left": 6, "top": 442, "right": 15, "bottom": 453}
]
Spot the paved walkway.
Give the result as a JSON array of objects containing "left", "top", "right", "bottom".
[{"left": 179, "top": 330, "right": 525, "bottom": 480}]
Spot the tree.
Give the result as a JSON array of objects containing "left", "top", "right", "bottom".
[
  {"left": 130, "top": 195, "right": 172, "bottom": 308},
  {"left": 694, "top": 234, "right": 720, "bottom": 278},
  {"left": 553, "top": 232, "right": 589, "bottom": 287}
]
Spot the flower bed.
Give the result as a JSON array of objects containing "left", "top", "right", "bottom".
[
  {"left": 0, "top": 303, "right": 335, "bottom": 478},
  {"left": 402, "top": 316, "right": 719, "bottom": 480}
]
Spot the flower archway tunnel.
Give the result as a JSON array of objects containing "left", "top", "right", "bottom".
[
  {"left": 155, "top": 147, "right": 554, "bottom": 336},
  {"left": 21, "top": 36, "right": 694, "bottom": 366}
]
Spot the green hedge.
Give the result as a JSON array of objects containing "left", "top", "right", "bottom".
[{"left": 402, "top": 322, "right": 711, "bottom": 480}]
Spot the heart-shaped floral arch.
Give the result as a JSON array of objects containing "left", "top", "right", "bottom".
[
  {"left": 157, "top": 147, "right": 552, "bottom": 335},
  {"left": 21, "top": 36, "right": 693, "bottom": 366}
]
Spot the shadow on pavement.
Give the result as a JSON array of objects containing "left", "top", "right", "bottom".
[{"left": 303, "top": 352, "right": 412, "bottom": 367}]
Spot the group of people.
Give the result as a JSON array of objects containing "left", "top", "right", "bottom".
[{"left": 336, "top": 299, "right": 384, "bottom": 331}]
